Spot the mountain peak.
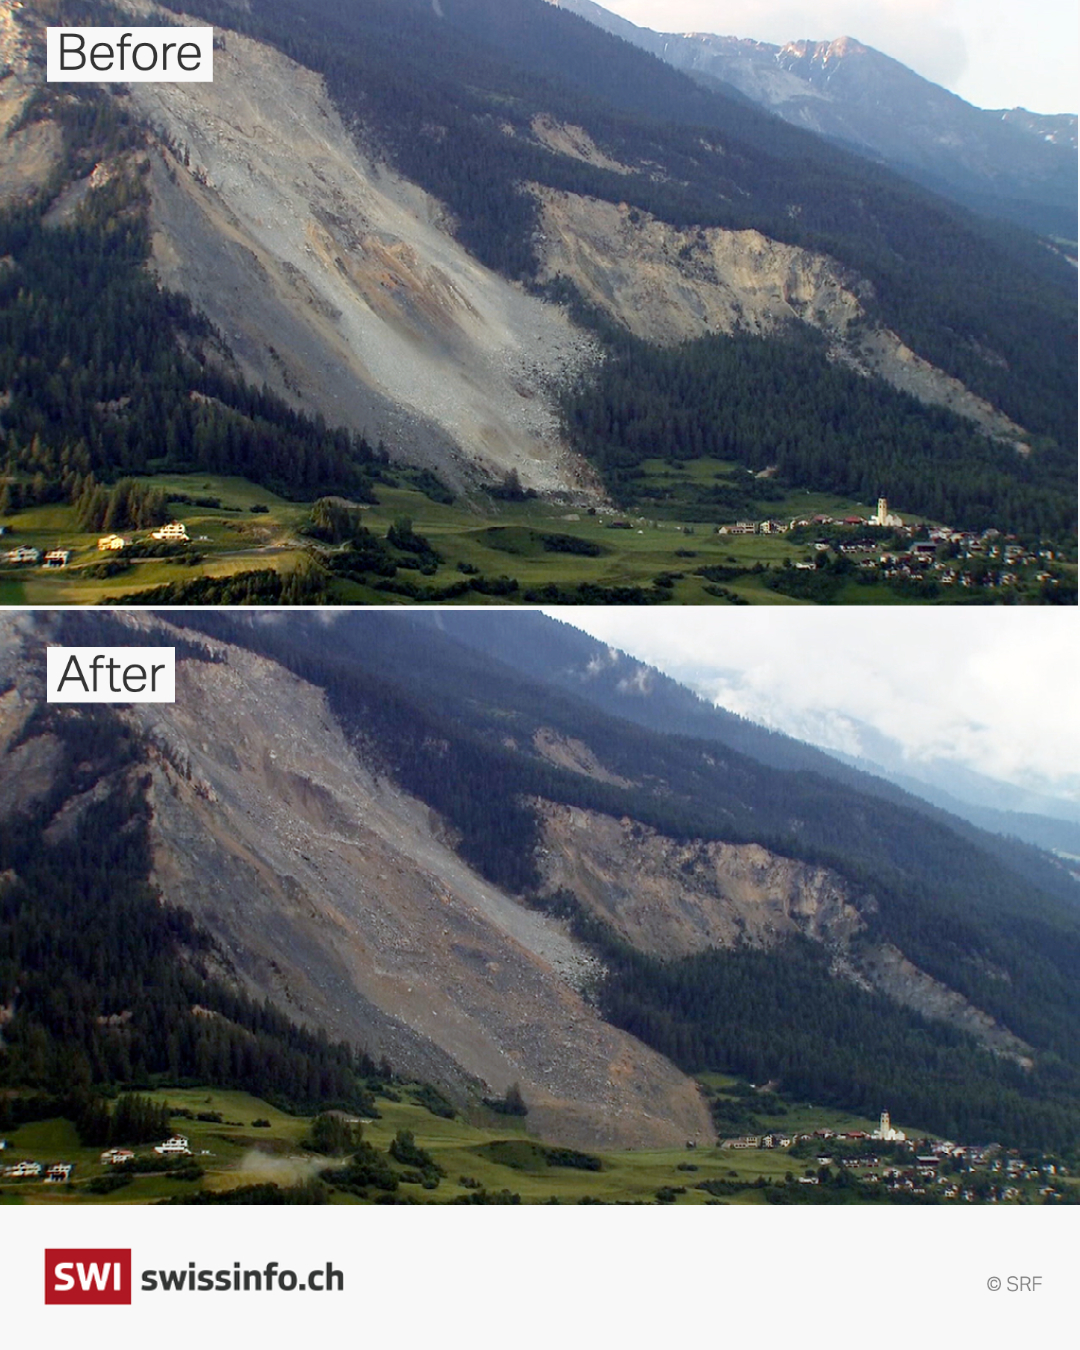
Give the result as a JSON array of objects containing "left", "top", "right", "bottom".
[{"left": 780, "top": 35, "right": 870, "bottom": 60}]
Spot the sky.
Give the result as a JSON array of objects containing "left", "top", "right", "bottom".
[
  {"left": 595, "top": 0, "right": 1077, "bottom": 113},
  {"left": 557, "top": 609, "right": 1080, "bottom": 805}
]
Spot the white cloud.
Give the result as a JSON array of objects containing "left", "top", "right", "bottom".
[{"left": 554, "top": 609, "right": 1080, "bottom": 801}]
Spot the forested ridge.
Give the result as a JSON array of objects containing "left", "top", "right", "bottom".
[
  {"left": 563, "top": 323, "right": 1075, "bottom": 543},
  {"left": 432, "top": 610, "right": 1080, "bottom": 885},
  {"left": 432, "top": 610, "right": 1080, "bottom": 899},
  {"left": 546, "top": 893, "right": 1079, "bottom": 1152},
  {"left": 170, "top": 611, "right": 1080, "bottom": 1149}
]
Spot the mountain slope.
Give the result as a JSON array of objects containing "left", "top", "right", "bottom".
[
  {"left": 0, "top": 612, "right": 711, "bottom": 1148},
  {"left": 3, "top": 608, "right": 1079, "bottom": 1147},
  {"left": 1, "top": 1, "right": 597, "bottom": 496},
  {"left": 0, "top": 0, "right": 1073, "bottom": 550},
  {"left": 549, "top": 1, "right": 1078, "bottom": 239},
  {"left": 129, "top": 15, "right": 596, "bottom": 495},
  {"left": 142, "top": 0, "right": 1080, "bottom": 518},
  {"left": 422, "top": 610, "right": 1080, "bottom": 900},
  {"left": 168, "top": 609, "right": 1080, "bottom": 1147},
  {"left": 178, "top": 616, "right": 1080, "bottom": 994}
]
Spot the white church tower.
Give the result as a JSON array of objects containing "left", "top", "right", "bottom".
[
  {"left": 873, "top": 1110, "right": 906, "bottom": 1142},
  {"left": 871, "top": 497, "right": 903, "bottom": 528}
]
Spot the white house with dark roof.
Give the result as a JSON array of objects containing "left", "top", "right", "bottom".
[
  {"left": 153, "top": 1135, "right": 191, "bottom": 1155},
  {"left": 4, "top": 1160, "right": 43, "bottom": 1178}
]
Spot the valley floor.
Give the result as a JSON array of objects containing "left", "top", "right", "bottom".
[
  {"left": 2, "top": 1084, "right": 1073, "bottom": 1206},
  {"left": 1, "top": 472, "right": 1071, "bottom": 606}
]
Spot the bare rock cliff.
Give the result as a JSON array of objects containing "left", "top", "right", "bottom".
[
  {"left": 537, "top": 800, "right": 1032, "bottom": 1062},
  {"left": 538, "top": 802, "right": 868, "bottom": 958}
]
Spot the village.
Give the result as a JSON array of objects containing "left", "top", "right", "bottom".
[
  {"left": 714, "top": 1111, "right": 1073, "bottom": 1203},
  {"left": 0, "top": 480, "right": 1071, "bottom": 605},
  {"left": 716, "top": 497, "right": 1066, "bottom": 592}
]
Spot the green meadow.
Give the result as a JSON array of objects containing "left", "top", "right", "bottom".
[
  {"left": 3, "top": 1080, "right": 1069, "bottom": 1204},
  {"left": 0, "top": 1082, "right": 889, "bottom": 1206},
  {"left": 0, "top": 471, "right": 996, "bottom": 606}
]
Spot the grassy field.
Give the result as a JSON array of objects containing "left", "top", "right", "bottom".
[
  {"left": 0, "top": 470, "right": 1034, "bottom": 606},
  {"left": 0, "top": 478, "right": 312, "bottom": 605},
  {"left": 696, "top": 1073, "right": 882, "bottom": 1137},
  {"left": 2, "top": 1081, "right": 1068, "bottom": 1205},
  {"left": 0, "top": 1083, "right": 882, "bottom": 1206}
]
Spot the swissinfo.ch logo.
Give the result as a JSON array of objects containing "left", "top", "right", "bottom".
[{"left": 45, "top": 1249, "right": 132, "bottom": 1305}]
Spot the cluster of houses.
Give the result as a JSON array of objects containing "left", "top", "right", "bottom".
[
  {"left": 0, "top": 1133, "right": 194, "bottom": 1186},
  {"left": 99, "top": 1133, "right": 192, "bottom": 1162},
  {"left": 720, "top": 1109, "right": 906, "bottom": 1152},
  {"left": 875, "top": 528, "right": 1059, "bottom": 589},
  {"left": 96, "top": 522, "right": 189, "bottom": 550},
  {"left": 715, "top": 1110, "right": 1072, "bottom": 1202},
  {"left": 4, "top": 546, "right": 72, "bottom": 568},
  {"left": 2, "top": 522, "right": 189, "bottom": 570},
  {"left": 717, "top": 519, "right": 792, "bottom": 536},
  {"left": 100, "top": 1133, "right": 192, "bottom": 1162},
  {"left": 715, "top": 496, "right": 1062, "bottom": 588},
  {"left": 718, "top": 496, "right": 906, "bottom": 538},
  {"left": 3, "top": 1159, "right": 74, "bottom": 1183}
]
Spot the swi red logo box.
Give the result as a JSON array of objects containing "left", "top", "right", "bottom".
[{"left": 45, "top": 1249, "right": 132, "bottom": 1304}]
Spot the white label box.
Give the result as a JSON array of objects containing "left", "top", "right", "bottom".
[
  {"left": 47, "top": 27, "right": 214, "bottom": 82},
  {"left": 46, "top": 647, "right": 176, "bottom": 703}
]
